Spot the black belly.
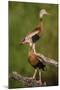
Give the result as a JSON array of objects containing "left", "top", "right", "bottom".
[
  {"left": 32, "top": 34, "right": 40, "bottom": 43},
  {"left": 32, "top": 61, "right": 45, "bottom": 70}
]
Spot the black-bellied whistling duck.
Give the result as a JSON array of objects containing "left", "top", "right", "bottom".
[
  {"left": 20, "top": 38, "right": 46, "bottom": 82},
  {"left": 20, "top": 9, "right": 49, "bottom": 54},
  {"left": 28, "top": 46, "right": 45, "bottom": 80}
]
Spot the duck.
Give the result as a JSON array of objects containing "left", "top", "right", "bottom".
[
  {"left": 20, "top": 37, "right": 46, "bottom": 81},
  {"left": 20, "top": 9, "right": 49, "bottom": 54}
]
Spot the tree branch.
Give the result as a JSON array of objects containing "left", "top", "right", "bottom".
[
  {"left": 35, "top": 53, "right": 58, "bottom": 67},
  {"left": 10, "top": 72, "right": 46, "bottom": 87}
]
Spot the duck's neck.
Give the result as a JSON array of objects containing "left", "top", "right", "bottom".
[
  {"left": 39, "top": 17, "right": 43, "bottom": 33},
  {"left": 37, "top": 16, "right": 43, "bottom": 30},
  {"left": 29, "top": 46, "right": 34, "bottom": 52},
  {"left": 28, "top": 46, "right": 34, "bottom": 56},
  {"left": 40, "top": 17, "right": 43, "bottom": 21},
  {"left": 28, "top": 43, "right": 37, "bottom": 55}
]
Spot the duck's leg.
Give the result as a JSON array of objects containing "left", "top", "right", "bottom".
[
  {"left": 33, "top": 69, "right": 37, "bottom": 79},
  {"left": 39, "top": 69, "right": 42, "bottom": 85}
]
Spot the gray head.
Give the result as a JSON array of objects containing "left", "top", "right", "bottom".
[
  {"left": 39, "top": 9, "right": 48, "bottom": 18},
  {"left": 20, "top": 36, "right": 33, "bottom": 47}
]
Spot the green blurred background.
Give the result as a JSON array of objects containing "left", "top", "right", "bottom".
[{"left": 9, "top": 1, "right": 58, "bottom": 88}]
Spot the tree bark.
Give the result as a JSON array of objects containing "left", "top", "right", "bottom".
[
  {"left": 10, "top": 72, "right": 46, "bottom": 87},
  {"left": 35, "top": 53, "right": 58, "bottom": 67}
]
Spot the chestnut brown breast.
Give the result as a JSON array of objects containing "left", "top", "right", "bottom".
[
  {"left": 28, "top": 51, "right": 39, "bottom": 66},
  {"left": 28, "top": 50, "right": 45, "bottom": 70}
]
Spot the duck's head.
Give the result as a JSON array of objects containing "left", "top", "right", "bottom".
[
  {"left": 19, "top": 36, "right": 32, "bottom": 47},
  {"left": 40, "top": 9, "right": 49, "bottom": 18}
]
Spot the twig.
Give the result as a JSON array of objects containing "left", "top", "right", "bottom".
[
  {"left": 10, "top": 71, "right": 46, "bottom": 87},
  {"left": 35, "top": 53, "right": 58, "bottom": 67}
]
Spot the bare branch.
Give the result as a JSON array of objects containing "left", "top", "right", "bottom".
[
  {"left": 10, "top": 72, "right": 46, "bottom": 87},
  {"left": 35, "top": 53, "right": 58, "bottom": 67}
]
